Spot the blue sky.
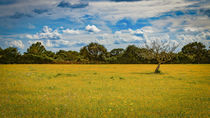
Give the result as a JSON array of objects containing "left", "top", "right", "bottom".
[{"left": 0, "top": 0, "right": 209, "bottom": 52}]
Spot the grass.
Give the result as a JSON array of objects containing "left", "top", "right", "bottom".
[{"left": 0, "top": 64, "right": 209, "bottom": 118}]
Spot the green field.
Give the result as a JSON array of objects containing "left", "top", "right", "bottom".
[{"left": 0, "top": 64, "right": 209, "bottom": 118}]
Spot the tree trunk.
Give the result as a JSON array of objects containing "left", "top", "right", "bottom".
[{"left": 155, "top": 63, "right": 161, "bottom": 73}]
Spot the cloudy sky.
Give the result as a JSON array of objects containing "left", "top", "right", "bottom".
[{"left": 0, "top": 0, "right": 209, "bottom": 52}]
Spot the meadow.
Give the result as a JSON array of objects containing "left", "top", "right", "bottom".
[{"left": 0, "top": 64, "right": 209, "bottom": 118}]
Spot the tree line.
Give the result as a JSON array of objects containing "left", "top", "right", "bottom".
[{"left": 0, "top": 42, "right": 209, "bottom": 64}]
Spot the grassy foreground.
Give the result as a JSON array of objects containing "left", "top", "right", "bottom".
[{"left": 0, "top": 64, "right": 209, "bottom": 118}]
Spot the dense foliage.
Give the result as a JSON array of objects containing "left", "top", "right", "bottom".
[{"left": 0, "top": 42, "right": 209, "bottom": 64}]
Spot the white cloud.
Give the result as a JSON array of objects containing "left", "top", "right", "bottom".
[
  {"left": 0, "top": 0, "right": 198, "bottom": 20},
  {"left": 1, "top": 0, "right": 209, "bottom": 53},
  {"left": 28, "top": 40, "right": 44, "bottom": 46},
  {"left": 87, "top": 0, "right": 198, "bottom": 22},
  {"left": 128, "top": 29, "right": 143, "bottom": 35},
  {"left": 25, "top": 34, "right": 36, "bottom": 39},
  {"left": 150, "top": 15, "right": 210, "bottom": 33},
  {"left": 184, "top": 27, "right": 201, "bottom": 32},
  {"left": 42, "top": 0, "right": 198, "bottom": 23},
  {"left": 0, "top": 0, "right": 203, "bottom": 26},
  {"left": 18, "top": 23, "right": 210, "bottom": 52},
  {"left": 113, "top": 29, "right": 144, "bottom": 42},
  {"left": 62, "top": 29, "right": 80, "bottom": 34},
  {"left": 25, "top": 26, "right": 61, "bottom": 40},
  {"left": 176, "top": 32, "right": 210, "bottom": 48},
  {"left": 55, "top": 39, "right": 71, "bottom": 46},
  {"left": 85, "top": 25, "right": 101, "bottom": 33},
  {"left": 9, "top": 40, "right": 24, "bottom": 49},
  {"left": 141, "top": 27, "right": 156, "bottom": 33},
  {"left": 0, "top": 0, "right": 58, "bottom": 17},
  {"left": 30, "top": 27, "right": 145, "bottom": 51},
  {"left": 46, "top": 40, "right": 53, "bottom": 47}
]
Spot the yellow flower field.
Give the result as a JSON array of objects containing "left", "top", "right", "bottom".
[{"left": 0, "top": 64, "right": 209, "bottom": 118}]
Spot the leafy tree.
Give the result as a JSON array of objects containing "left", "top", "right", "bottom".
[
  {"left": 56, "top": 50, "right": 68, "bottom": 61},
  {"left": 80, "top": 42, "right": 107, "bottom": 63},
  {"left": 22, "top": 42, "right": 54, "bottom": 64},
  {"left": 76, "top": 56, "right": 90, "bottom": 64},
  {"left": 0, "top": 47, "right": 3, "bottom": 58},
  {"left": 20, "top": 54, "right": 54, "bottom": 64},
  {"left": 66, "top": 51, "right": 80, "bottom": 61},
  {"left": 176, "top": 52, "right": 194, "bottom": 64},
  {"left": 144, "top": 40, "right": 178, "bottom": 73},
  {"left": 121, "top": 45, "right": 152, "bottom": 64},
  {"left": 0, "top": 47, "right": 21, "bottom": 64},
  {"left": 25, "top": 42, "right": 46, "bottom": 55},
  {"left": 110, "top": 48, "right": 124, "bottom": 57},
  {"left": 122, "top": 45, "right": 141, "bottom": 63},
  {"left": 56, "top": 50, "right": 80, "bottom": 62},
  {"left": 44, "top": 50, "right": 56, "bottom": 58},
  {"left": 0, "top": 42, "right": 209, "bottom": 64},
  {"left": 207, "top": 50, "right": 210, "bottom": 63},
  {"left": 106, "top": 48, "right": 124, "bottom": 63},
  {"left": 181, "top": 42, "right": 207, "bottom": 64}
]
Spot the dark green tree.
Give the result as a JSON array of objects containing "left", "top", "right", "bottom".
[
  {"left": 110, "top": 48, "right": 124, "bottom": 57},
  {"left": 0, "top": 42, "right": 209, "bottom": 64},
  {"left": 25, "top": 42, "right": 46, "bottom": 55},
  {"left": 21, "top": 42, "right": 54, "bottom": 64},
  {"left": 56, "top": 50, "right": 80, "bottom": 62},
  {"left": 56, "top": 50, "right": 68, "bottom": 61},
  {"left": 0, "top": 47, "right": 21, "bottom": 64},
  {"left": 121, "top": 45, "right": 141, "bottom": 63},
  {"left": 66, "top": 51, "right": 80, "bottom": 62},
  {"left": 0, "top": 47, "right": 3, "bottom": 58},
  {"left": 181, "top": 42, "right": 207, "bottom": 64},
  {"left": 121, "top": 45, "right": 152, "bottom": 64},
  {"left": 207, "top": 50, "right": 210, "bottom": 63},
  {"left": 44, "top": 50, "right": 56, "bottom": 58},
  {"left": 20, "top": 54, "right": 54, "bottom": 64},
  {"left": 106, "top": 48, "right": 124, "bottom": 63},
  {"left": 80, "top": 42, "right": 107, "bottom": 63},
  {"left": 176, "top": 52, "right": 194, "bottom": 64}
]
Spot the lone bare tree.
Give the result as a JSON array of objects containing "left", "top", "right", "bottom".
[{"left": 144, "top": 40, "right": 179, "bottom": 73}]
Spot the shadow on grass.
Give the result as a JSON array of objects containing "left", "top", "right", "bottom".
[
  {"left": 110, "top": 76, "right": 125, "bottom": 80},
  {"left": 54, "top": 73, "right": 77, "bottom": 78},
  {"left": 131, "top": 72, "right": 165, "bottom": 75}
]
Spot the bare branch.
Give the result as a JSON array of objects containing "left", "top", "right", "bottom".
[{"left": 144, "top": 39, "right": 179, "bottom": 64}]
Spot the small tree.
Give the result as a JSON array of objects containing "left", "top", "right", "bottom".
[{"left": 144, "top": 40, "right": 179, "bottom": 73}]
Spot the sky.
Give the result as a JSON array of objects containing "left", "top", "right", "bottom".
[{"left": 0, "top": 0, "right": 210, "bottom": 53}]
